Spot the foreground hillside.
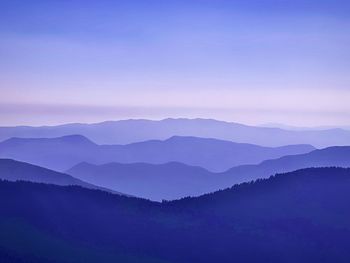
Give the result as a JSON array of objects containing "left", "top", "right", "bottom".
[{"left": 1, "top": 167, "right": 350, "bottom": 263}]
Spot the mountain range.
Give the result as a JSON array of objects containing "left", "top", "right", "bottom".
[
  {"left": 0, "top": 135, "right": 315, "bottom": 172},
  {"left": 1, "top": 135, "right": 348, "bottom": 200},
  {"left": 1, "top": 118, "right": 350, "bottom": 147},
  {"left": 67, "top": 146, "right": 350, "bottom": 200}
]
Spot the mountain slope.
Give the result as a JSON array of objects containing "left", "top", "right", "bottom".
[
  {"left": 0, "top": 118, "right": 349, "bottom": 147},
  {"left": 67, "top": 146, "right": 350, "bottom": 200},
  {"left": 0, "top": 135, "right": 98, "bottom": 171},
  {"left": 1, "top": 168, "right": 350, "bottom": 263},
  {"left": 0, "top": 159, "right": 118, "bottom": 194},
  {"left": 0, "top": 135, "right": 315, "bottom": 172},
  {"left": 223, "top": 146, "right": 350, "bottom": 184}
]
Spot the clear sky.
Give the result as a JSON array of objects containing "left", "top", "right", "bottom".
[{"left": 0, "top": 0, "right": 349, "bottom": 126}]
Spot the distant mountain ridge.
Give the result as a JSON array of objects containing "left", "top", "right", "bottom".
[
  {"left": 0, "top": 134, "right": 315, "bottom": 172},
  {"left": 67, "top": 146, "right": 350, "bottom": 200},
  {"left": 0, "top": 118, "right": 349, "bottom": 147}
]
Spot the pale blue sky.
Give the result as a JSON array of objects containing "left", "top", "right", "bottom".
[{"left": 0, "top": 0, "right": 349, "bottom": 126}]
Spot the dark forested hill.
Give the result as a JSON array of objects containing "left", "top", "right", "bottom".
[{"left": 1, "top": 167, "right": 350, "bottom": 263}]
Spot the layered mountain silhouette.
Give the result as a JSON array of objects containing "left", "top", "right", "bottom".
[
  {"left": 67, "top": 146, "right": 350, "bottom": 200},
  {"left": 1, "top": 167, "right": 350, "bottom": 263},
  {"left": 0, "top": 159, "right": 118, "bottom": 194},
  {"left": 67, "top": 162, "right": 217, "bottom": 200},
  {"left": 0, "top": 135, "right": 314, "bottom": 172},
  {"left": 1, "top": 118, "right": 350, "bottom": 147}
]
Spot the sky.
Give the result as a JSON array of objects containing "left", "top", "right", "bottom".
[{"left": 0, "top": 0, "right": 349, "bottom": 126}]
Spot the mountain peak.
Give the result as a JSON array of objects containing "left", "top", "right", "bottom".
[{"left": 57, "top": 135, "right": 96, "bottom": 145}]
